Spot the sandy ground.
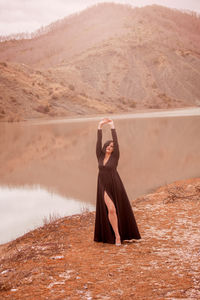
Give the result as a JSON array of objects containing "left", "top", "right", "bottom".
[{"left": 0, "top": 177, "right": 200, "bottom": 299}]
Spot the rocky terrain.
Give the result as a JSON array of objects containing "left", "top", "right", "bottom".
[
  {"left": 0, "top": 4, "right": 200, "bottom": 121},
  {"left": 0, "top": 177, "right": 200, "bottom": 299}
]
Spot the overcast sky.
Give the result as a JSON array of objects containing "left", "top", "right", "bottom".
[{"left": 0, "top": 0, "right": 200, "bottom": 36}]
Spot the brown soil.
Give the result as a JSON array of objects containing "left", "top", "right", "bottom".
[{"left": 0, "top": 177, "right": 200, "bottom": 299}]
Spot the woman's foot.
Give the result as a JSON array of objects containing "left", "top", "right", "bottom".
[{"left": 115, "top": 236, "right": 121, "bottom": 246}]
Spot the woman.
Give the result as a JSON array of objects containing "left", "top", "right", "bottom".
[{"left": 94, "top": 118, "right": 141, "bottom": 245}]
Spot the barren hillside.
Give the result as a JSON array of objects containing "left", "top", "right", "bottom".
[{"left": 0, "top": 3, "right": 200, "bottom": 121}]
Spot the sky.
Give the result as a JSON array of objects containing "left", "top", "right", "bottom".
[{"left": 0, "top": 0, "right": 200, "bottom": 36}]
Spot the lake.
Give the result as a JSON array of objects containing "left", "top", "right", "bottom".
[
  {"left": 0, "top": 107, "right": 200, "bottom": 244},
  {"left": 0, "top": 185, "right": 95, "bottom": 244}
]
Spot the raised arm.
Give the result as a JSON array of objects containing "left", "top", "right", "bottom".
[
  {"left": 96, "top": 129, "right": 102, "bottom": 159},
  {"left": 96, "top": 118, "right": 110, "bottom": 159},
  {"left": 111, "top": 128, "right": 120, "bottom": 160},
  {"left": 96, "top": 118, "right": 120, "bottom": 160},
  {"left": 108, "top": 119, "right": 120, "bottom": 160}
]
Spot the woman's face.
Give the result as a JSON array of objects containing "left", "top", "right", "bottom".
[{"left": 106, "top": 142, "right": 114, "bottom": 154}]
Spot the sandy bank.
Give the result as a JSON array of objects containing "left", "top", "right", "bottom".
[{"left": 0, "top": 178, "right": 200, "bottom": 299}]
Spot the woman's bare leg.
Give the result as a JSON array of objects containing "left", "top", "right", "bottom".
[{"left": 104, "top": 191, "right": 121, "bottom": 244}]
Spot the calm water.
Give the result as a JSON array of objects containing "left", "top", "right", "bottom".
[
  {"left": 0, "top": 185, "right": 95, "bottom": 244},
  {"left": 0, "top": 108, "right": 200, "bottom": 244}
]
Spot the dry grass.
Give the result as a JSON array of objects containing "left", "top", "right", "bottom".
[
  {"left": 0, "top": 178, "right": 200, "bottom": 299},
  {"left": 42, "top": 212, "right": 61, "bottom": 225}
]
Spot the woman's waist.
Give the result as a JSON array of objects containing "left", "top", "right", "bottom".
[{"left": 98, "top": 166, "right": 117, "bottom": 172}]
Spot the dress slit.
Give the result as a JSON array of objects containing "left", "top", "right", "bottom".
[{"left": 103, "top": 189, "right": 118, "bottom": 215}]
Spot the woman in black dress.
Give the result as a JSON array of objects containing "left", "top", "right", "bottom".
[{"left": 94, "top": 118, "right": 141, "bottom": 245}]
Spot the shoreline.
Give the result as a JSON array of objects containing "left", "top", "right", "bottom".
[
  {"left": 1, "top": 106, "right": 199, "bottom": 125},
  {"left": 1, "top": 177, "right": 200, "bottom": 299}
]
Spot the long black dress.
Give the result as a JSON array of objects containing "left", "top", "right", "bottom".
[{"left": 94, "top": 128, "right": 141, "bottom": 244}]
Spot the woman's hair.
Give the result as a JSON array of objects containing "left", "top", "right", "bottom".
[{"left": 102, "top": 140, "right": 114, "bottom": 154}]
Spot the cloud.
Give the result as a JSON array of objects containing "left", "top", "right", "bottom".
[
  {"left": 132, "top": 0, "right": 200, "bottom": 11},
  {"left": 0, "top": 0, "right": 80, "bottom": 35}
]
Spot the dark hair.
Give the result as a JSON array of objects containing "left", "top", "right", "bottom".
[{"left": 102, "top": 140, "right": 113, "bottom": 154}]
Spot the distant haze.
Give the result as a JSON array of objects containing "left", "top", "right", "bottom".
[{"left": 0, "top": 0, "right": 200, "bottom": 36}]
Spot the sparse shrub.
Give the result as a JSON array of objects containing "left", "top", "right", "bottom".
[
  {"left": 118, "top": 97, "right": 125, "bottom": 103},
  {"left": 0, "top": 108, "right": 5, "bottom": 114},
  {"left": 0, "top": 62, "right": 7, "bottom": 67},
  {"left": 48, "top": 89, "right": 53, "bottom": 95},
  {"left": 22, "top": 88, "right": 29, "bottom": 94},
  {"left": 80, "top": 92, "right": 87, "bottom": 97},
  {"left": 10, "top": 96, "right": 17, "bottom": 103},
  {"left": 35, "top": 104, "right": 50, "bottom": 114},
  {"left": 152, "top": 82, "right": 158, "bottom": 89},
  {"left": 43, "top": 213, "right": 60, "bottom": 225},
  {"left": 158, "top": 93, "right": 165, "bottom": 98},
  {"left": 51, "top": 93, "right": 58, "bottom": 100},
  {"left": 7, "top": 115, "right": 15, "bottom": 122},
  {"left": 116, "top": 103, "right": 123, "bottom": 109},
  {"left": 6, "top": 113, "right": 21, "bottom": 122},
  {"left": 119, "top": 98, "right": 137, "bottom": 108},
  {"left": 49, "top": 111, "right": 57, "bottom": 117},
  {"left": 129, "top": 101, "right": 136, "bottom": 108},
  {"left": 69, "top": 84, "right": 75, "bottom": 91},
  {"left": 80, "top": 206, "right": 90, "bottom": 214},
  {"left": 148, "top": 104, "right": 160, "bottom": 109},
  {"left": 0, "top": 280, "right": 11, "bottom": 291},
  {"left": 37, "top": 81, "right": 44, "bottom": 87}
]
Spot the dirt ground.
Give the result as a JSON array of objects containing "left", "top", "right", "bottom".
[{"left": 0, "top": 178, "right": 200, "bottom": 300}]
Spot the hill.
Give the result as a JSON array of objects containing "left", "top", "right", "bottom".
[{"left": 0, "top": 3, "right": 200, "bottom": 121}]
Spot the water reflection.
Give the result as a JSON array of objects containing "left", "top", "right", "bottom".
[
  {"left": 1, "top": 109, "right": 200, "bottom": 244},
  {"left": 0, "top": 185, "right": 95, "bottom": 245},
  {"left": 1, "top": 110, "right": 200, "bottom": 205}
]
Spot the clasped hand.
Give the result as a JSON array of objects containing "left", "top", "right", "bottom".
[{"left": 98, "top": 118, "right": 114, "bottom": 129}]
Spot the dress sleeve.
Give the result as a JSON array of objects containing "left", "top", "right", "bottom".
[
  {"left": 111, "top": 128, "right": 120, "bottom": 160},
  {"left": 96, "top": 129, "right": 102, "bottom": 159}
]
